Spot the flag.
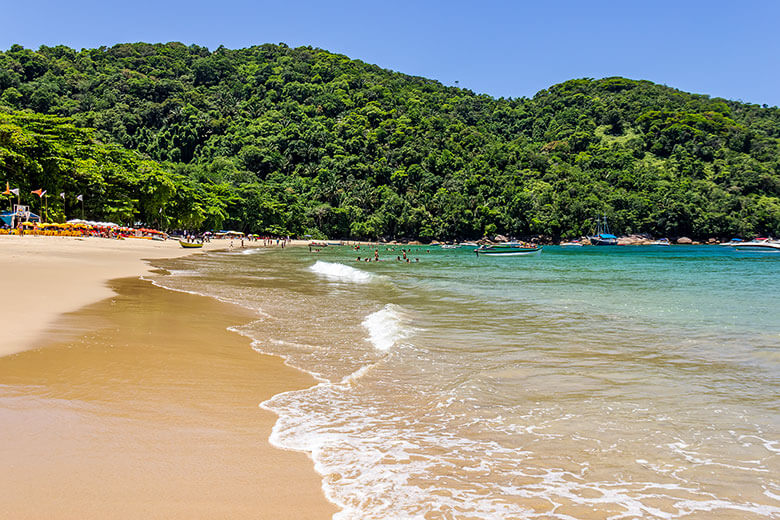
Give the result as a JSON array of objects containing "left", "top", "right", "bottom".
[
  {"left": 10, "top": 188, "right": 19, "bottom": 196},
  {"left": 2, "top": 182, "right": 9, "bottom": 195},
  {"left": 76, "top": 194, "right": 83, "bottom": 202},
  {"left": 59, "top": 192, "right": 65, "bottom": 199},
  {"left": 31, "top": 189, "right": 46, "bottom": 197}
]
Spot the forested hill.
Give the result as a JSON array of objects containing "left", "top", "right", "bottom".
[{"left": 1, "top": 42, "right": 779, "bottom": 239}]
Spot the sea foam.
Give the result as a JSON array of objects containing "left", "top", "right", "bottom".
[
  {"left": 309, "top": 261, "right": 373, "bottom": 283},
  {"left": 361, "top": 304, "right": 413, "bottom": 351}
]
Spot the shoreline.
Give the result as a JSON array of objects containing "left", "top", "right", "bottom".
[
  {"left": 0, "top": 234, "right": 208, "bottom": 357},
  {"left": 0, "top": 235, "right": 310, "bottom": 357},
  {"left": 0, "top": 236, "right": 337, "bottom": 519}
]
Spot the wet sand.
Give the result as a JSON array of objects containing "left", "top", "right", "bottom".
[
  {"left": 0, "top": 276, "right": 336, "bottom": 519},
  {"left": 0, "top": 235, "right": 313, "bottom": 357},
  {"left": 0, "top": 235, "right": 208, "bottom": 357}
]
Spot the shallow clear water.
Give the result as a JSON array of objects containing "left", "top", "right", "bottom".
[{"left": 149, "top": 245, "right": 780, "bottom": 519}]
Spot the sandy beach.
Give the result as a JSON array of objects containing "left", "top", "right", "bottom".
[
  {"left": 0, "top": 235, "right": 336, "bottom": 519},
  {"left": 0, "top": 235, "right": 238, "bottom": 356}
]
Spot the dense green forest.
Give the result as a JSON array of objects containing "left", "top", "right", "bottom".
[{"left": 1, "top": 42, "right": 779, "bottom": 239}]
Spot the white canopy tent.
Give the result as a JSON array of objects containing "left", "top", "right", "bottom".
[{"left": 66, "top": 219, "right": 120, "bottom": 227}]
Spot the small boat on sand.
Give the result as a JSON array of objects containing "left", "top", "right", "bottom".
[
  {"left": 179, "top": 240, "right": 203, "bottom": 249},
  {"left": 475, "top": 243, "right": 541, "bottom": 256}
]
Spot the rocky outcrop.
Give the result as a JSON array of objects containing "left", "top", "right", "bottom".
[
  {"left": 676, "top": 236, "right": 693, "bottom": 244},
  {"left": 617, "top": 234, "right": 655, "bottom": 245}
]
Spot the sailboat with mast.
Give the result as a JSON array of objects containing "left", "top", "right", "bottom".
[{"left": 588, "top": 216, "right": 618, "bottom": 246}]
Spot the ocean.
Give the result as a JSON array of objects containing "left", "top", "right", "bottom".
[{"left": 148, "top": 244, "right": 780, "bottom": 519}]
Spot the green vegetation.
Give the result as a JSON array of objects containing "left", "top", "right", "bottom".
[
  {"left": 0, "top": 110, "right": 234, "bottom": 228},
  {"left": 1, "top": 42, "right": 779, "bottom": 239}
]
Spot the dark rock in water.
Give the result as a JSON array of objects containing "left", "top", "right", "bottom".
[{"left": 676, "top": 237, "right": 693, "bottom": 244}]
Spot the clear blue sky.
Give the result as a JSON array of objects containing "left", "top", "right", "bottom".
[{"left": 4, "top": 0, "right": 779, "bottom": 106}]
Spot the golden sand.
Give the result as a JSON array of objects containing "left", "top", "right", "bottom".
[
  {"left": 0, "top": 235, "right": 209, "bottom": 356},
  {"left": 0, "top": 237, "right": 336, "bottom": 519}
]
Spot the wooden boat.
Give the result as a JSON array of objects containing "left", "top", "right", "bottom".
[
  {"left": 588, "top": 216, "right": 618, "bottom": 245},
  {"left": 475, "top": 243, "right": 541, "bottom": 256},
  {"left": 179, "top": 240, "right": 203, "bottom": 249}
]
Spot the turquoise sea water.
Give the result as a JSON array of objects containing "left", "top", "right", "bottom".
[{"left": 151, "top": 245, "right": 779, "bottom": 519}]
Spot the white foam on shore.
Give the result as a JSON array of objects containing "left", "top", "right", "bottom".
[
  {"left": 361, "top": 304, "right": 413, "bottom": 351},
  {"left": 309, "top": 261, "right": 372, "bottom": 283},
  {"left": 142, "top": 249, "right": 780, "bottom": 520},
  {"left": 238, "top": 247, "right": 267, "bottom": 255}
]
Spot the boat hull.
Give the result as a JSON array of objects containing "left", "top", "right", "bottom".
[
  {"left": 734, "top": 245, "right": 780, "bottom": 253},
  {"left": 475, "top": 245, "right": 541, "bottom": 256},
  {"left": 477, "top": 250, "right": 541, "bottom": 256},
  {"left": 731, "top": 239, "right": 780, "bottom": 253},
  {"left": 179, "top": 240, "right": 203, "bottom": 249},
  {"left": 589, "top": 237, "right": 618, "bottom": 246}
]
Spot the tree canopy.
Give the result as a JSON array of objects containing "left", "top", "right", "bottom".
[{"left": 1, "top": 42, "right": 778, "bottom": 239}]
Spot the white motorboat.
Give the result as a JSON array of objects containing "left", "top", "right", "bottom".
[{"left": 733, "top": 238, "right": 780, "bottom": 253}]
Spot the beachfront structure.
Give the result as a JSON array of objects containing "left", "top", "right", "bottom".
[{"left": 0, "top": 205, "right": 41, "bottom": 228}]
